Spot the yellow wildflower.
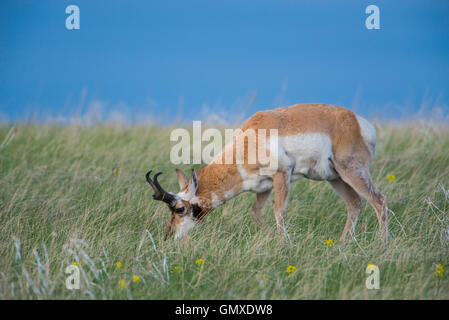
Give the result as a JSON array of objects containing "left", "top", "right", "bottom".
[
  {"left": 367, "top": 264, "right": 376, "bottom": 272},
  {"left": 387, "top": 174, "right": 396, "bottom": 182},
  {"left": 261, "top": 273, "right": 267, "bottom": 279},
  {"left": 73, "top": 261, "right": 79, "bottom": 267},
  {"left": 116, "top": 261, "right": 123, "bottom": 269},
  {"left": 119, "top": 279, "right": 126, "bottom": 288},
  {"left": 170, "top": 266, "right": 184, "bottom": 274},
  {"left": 286, "top": 265, "right": 296, "bottom": 274},
  {"left": 195, "top": 258, "right": 205, "bottom": 266},
  {"left": 113, "top": 167, "right": 120, "bottom": 177},
  {"left": 133, "top": 275, "right": 141, "bottom": 283},
  {"left": 434, "top": 264, "right": 445, "bottom": 278},
  {"left": 324, "top": 239, "right": 334, "bottom": 247}
]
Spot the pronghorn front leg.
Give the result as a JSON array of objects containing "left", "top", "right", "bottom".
[{"left": 272, "top": 170, "right": 291, "bottom": 235}]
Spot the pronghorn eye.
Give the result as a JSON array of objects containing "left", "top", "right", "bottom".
[{"left": 174, "top": 207, "right": 185, "bottom": 214}]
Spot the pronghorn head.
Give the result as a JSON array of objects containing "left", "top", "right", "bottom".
[{"left": 146, "top": 169, "right": 204, "bottom": 240}]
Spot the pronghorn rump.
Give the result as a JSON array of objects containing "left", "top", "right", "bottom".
[{"left": 147, "top": 103, "right": 388, "bottom": 241}]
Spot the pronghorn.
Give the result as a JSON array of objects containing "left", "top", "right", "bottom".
[{"left": 146, "top": 103, "right": 388, "bottom": 241}]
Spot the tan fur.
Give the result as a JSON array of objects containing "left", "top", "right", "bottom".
[
  {"left": 329, "top": 178, "right": 364, "bottom": 240},
  {"left": 161, "top": 103, "right": 388, "bottom": 241},
  {"left": 251, "top": 190, "right": 271, "bottom": 227},
  {"left": 272, "top": 170, "right": 291, "bottom": 233},
  {"left": 195, "top": 163, "right": 242, "bottom": 207},
  {"left": 176, "top": 169, "right": 189, "bottom": 191}
]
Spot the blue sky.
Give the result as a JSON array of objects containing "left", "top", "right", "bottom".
[{"left": 1, "top": 0, "right": 449, "bottom": 123}]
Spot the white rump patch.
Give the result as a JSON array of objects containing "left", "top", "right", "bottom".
[{"left": 356, "top": 115, "right": 377, "bottom": 159}]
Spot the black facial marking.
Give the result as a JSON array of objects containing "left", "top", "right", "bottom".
[
  {"left": 192, "top": 170, "right": 198, "bottom": 187},
  {"left": 192, "top": 204, "right": 203, "bottom": 219},
  {"left": 174, "top": 207, "right": 185, "bottom": 214}
]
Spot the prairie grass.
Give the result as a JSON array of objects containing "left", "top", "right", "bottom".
[{"left": 0, "top": 122, "right": 448, "bottom": 299}]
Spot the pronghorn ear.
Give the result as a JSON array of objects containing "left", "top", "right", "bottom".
[
  {"left": 185, "top": 168, "right": 198, "bottom": 198},
  {"left": 176, "top": 169, "right": 188, "bottom": 190}
]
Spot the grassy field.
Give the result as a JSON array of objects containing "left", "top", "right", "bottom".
[{"left": 0, "top": 122, "right": 448, "bottom": 299}]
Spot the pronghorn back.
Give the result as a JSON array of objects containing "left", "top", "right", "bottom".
[{"left": 240, "top": 103, "right": 375, "bottom": 166}]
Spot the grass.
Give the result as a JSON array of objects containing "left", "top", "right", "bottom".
[{"left": 0, "top": 122, "right": 448, "bottom": 299}]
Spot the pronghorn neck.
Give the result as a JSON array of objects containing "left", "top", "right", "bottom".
[{"left": 195, "top": 163, "right": 243, "bottom": 210}]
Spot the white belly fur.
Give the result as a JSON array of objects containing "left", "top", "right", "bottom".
[
  {"left": 237, "top": 133, "right": 338, "bottom": 193},
  {"left": 279, "top": 133, "right": 338, "bottom": 181}
]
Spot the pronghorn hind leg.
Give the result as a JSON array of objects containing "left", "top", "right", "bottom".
[
  {"left": 272, "top": 170, "right": 291, "bottom": 235},
  {"left": 251, "top": 190, "right": 271, "bottom": 227},
  {"left": 328, "top": 178, "right": 364, "bottom": 241},
  {"left": 332, "top": 160, "right": 389, "bottom": 240}
]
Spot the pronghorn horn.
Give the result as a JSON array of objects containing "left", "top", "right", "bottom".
[{"left": 145, "top": 170, "right": 176, "bottom": 205}]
